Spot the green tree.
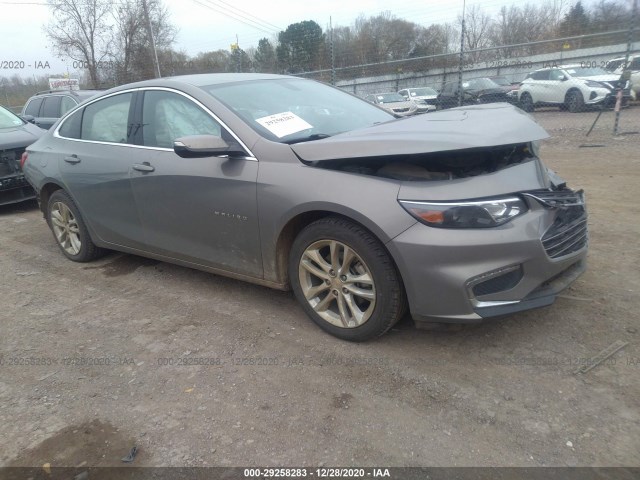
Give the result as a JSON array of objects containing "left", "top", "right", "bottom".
[
  {"left": 277, "top": 20, "right": 324, "bottom": 73},
  {"left": 253, "top": 38, "right": 277, "bottom": 73}
]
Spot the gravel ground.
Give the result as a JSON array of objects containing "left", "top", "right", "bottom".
[{"left": 0, "top": 107, "right": 639, "bottom": 470}]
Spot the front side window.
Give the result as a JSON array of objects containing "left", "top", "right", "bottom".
[
  {"left": 81, "top": 93, "right": 133, "bottom": 143},
  {"left": 41, "top": 96, "right": 62, "bottom": 117},
  {"left": 141, "top": 90, "right": 222, "bottom": 148},
  {"left": 531, "top": 70, "right": 550, "bottom": 81},
  {"left": 549, "top": 69, "right": 565, "bottom": 81}
]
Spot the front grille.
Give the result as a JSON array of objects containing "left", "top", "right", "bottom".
[
  {"left": 0, "top": 147, "right": 25, "bottom": 176},
  {"left": 0, "top": 174, "right": 30, "bottom": 191},
  {"left": 528, "top": 189, "right": 588, "bottom": 259}
]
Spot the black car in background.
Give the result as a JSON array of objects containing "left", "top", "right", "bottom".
[
  {"left": 21, "top": 90, "right": 100, "bottom": 130},
  {"left": 437, "top": 78, "right": 512, "bottom": 109},
  {"left": 0, "top": 105, "right": 45, "bottom": 205}
]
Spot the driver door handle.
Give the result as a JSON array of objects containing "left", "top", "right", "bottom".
[
  {"left": 132, "top": 162, "right": 155, "bottom": 172},
  {"left": 64, "top": 155, "right": 81, "bottom": 164}
]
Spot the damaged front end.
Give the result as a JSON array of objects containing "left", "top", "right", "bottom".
[
  {"left": 291, "top": 104, "right": 588, "bottom": 324},
  {"left": 0, "top": 147, "right": 35, "bottom": 206}
]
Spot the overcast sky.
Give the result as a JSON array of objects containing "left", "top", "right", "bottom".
[{"left": 2, "top": 0, "right": 552, "bottom": 77}]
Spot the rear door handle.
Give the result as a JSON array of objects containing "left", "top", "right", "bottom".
[
  {"left": 64, "top": 155, "right": 81, "bottom": 164},
  {"left": 132, "top": 162, "right": 155, "bottom": 172}
]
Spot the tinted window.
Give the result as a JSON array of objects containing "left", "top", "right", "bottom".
[
  {"left": 530, "top": 70, "right": 550, "bottom": 80},
  {"left": 81, "top": 93, "right": 133, "bottom": 143},
  {"left": 58, "top": 108, "right": 83, "bottom": 139},
  {"left": 24, "top": 97, "right": 43, "bottom": 116},
  {"left": 630, "top": 58, "right": 640, "bottom": 70},
  {"left": 141, "top": 90, "right": 222, "bottom": 148},
  {"left": 60, "top": 96, "right": 77, "bottom": 115},
  {"left": 41, "top": 96, "right": 62, "bottom": 117}
]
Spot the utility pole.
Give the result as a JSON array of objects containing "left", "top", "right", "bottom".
[
  {"left": 330, "top": 16, "right": 336, "bottom": 85},
  {"left": 458, "top": 0, "right": 466, "bottom": 107},
  {"left": 613, "top": 0, "right": 637, "bottom": 135},
  {"left": 142, "top": 0, "right": 161, "bottom": 78}
]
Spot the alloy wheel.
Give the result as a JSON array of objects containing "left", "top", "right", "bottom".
[
  {"left": 50, "top": 201, "right": 82, "bottom": 255},
  {"left": 298, "top": 240, "right": 376, "bottom": 328}
]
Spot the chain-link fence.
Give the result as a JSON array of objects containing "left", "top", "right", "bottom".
[{"left": 297, "top": 2, "right": 639, "bottom": 145}]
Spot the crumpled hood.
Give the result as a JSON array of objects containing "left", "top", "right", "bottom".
[
  {"left": 0, "top": 123, "right": 45, "bottom": 150},
  {"left": 291, "top": 103, "right": 549, "bottom": 162}
]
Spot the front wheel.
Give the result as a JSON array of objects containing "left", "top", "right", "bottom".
[
  {"left": 289, "top": 217, "right": 406, "bottom": 341},
  {"left": 566, "top": 90, "right": 585, "bottom": 113}
]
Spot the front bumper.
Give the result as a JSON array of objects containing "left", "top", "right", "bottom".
[
  {"left": 0, "top": 174, "right": 36, "bottom": 206},
  {"left": 387, "top": 189, "right": 588, "bottom": 325}
]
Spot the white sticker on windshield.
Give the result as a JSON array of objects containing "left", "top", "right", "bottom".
[{"left": 255, "top": 111, "right": 313, "bottom": 138}]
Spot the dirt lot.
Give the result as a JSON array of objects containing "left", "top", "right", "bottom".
[{"left": 0, "top": 107, "right": 639, "bottom": 470}]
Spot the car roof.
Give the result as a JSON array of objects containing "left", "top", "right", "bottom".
[
  {"left": 32, "top": 89, "right": 102, "bottom": 97},
  {"left": 164, "top": 73, "right": 297, "bottom": 87}
]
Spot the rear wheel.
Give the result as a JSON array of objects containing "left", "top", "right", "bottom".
[
  {"left": 566, "top": 90, "right": 585, "bottom": 113},
  {"left": 289, "top": 217, "right": 406, "bottom": 341},
  {"left": 47, "top": 190, "right": 105, "bottom": 262},
  {"left": 519, "top": 93, "right": 534, "bottom": 112}
]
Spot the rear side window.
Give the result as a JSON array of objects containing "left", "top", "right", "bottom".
[
  {"left": 60, "top": 96, "right": 77, "bottom": 115},
  {"left": 81, "top": 93, "right": 133, "bottom": 143},
  {"left": 41, "top": 96, "right": 62, "bottom": 117},
  {"left": 24, "top": 97, "right": 43, "bottom": 116},
  {"left": 58, "top": 108, "right": 83, "bottom": 139}
]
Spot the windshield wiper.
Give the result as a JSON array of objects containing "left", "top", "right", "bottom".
[{"left": 283, "top": 133, "right": 331, "bottom": 144}]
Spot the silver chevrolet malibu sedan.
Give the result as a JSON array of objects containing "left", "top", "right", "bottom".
[{"left": 22, "top": 74, "right": 588, "bottom": 341}]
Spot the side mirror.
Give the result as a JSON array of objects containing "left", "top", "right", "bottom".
[
  {"left": 20, "top": 115, "right": 36, "bottom": 124},
  {"left": 173, "top": 135, "right": 246, "bottom": 158},
  {"left": 558, "top": 75, "right": 567, "bottom": 81}
]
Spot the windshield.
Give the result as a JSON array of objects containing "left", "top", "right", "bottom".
[
  {"left": 565, "top": 67, "right": 610, "bottom": 77},
  {"left": 466, "top": 78, "right": 500, "bottom": 90},
  {"left": 376, "top": 93, "right": 406, "bottom": 103},
  {"left": 490, "top": 77, "right": 510, "bottom": 86},
  {"left": 202, "top": 78, "right": 394, "bottom": 143},
  {"left": 408, "top": 87, "right": 437, "bottom": 96},
  {"left": 0, "top": 106, "right": 25, "bottom": 128}
]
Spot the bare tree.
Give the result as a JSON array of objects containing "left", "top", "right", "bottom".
[
  {"left": 458, "top": 4, "right": 494, "bottom": 62},
  {"left": 45, "top": 0, "right": 113, "bottom": 88},
  {"left": 112, "top": 0, "right": 177, "bottom": 83}
]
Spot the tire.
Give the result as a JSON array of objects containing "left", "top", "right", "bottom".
[
  {"left": 289, "top": 216, "right": 406, "bottom": 342},
  {"left": 519, "top": 93, "right": 534, "bottom": 112},
  {"left": 47, "top": 190, "right": 105, "bottom": 262},
  {"left": 566, "top": 90, "right": 584, "bottom": 113}
]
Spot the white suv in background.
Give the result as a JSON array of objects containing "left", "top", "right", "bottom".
[
  {"left": 607, "top": 55, "right": 639, "bottom": 101},
  {"left": 518, "top": 64, "right": 630, "bottom": 112}
]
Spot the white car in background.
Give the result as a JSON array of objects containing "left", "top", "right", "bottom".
[
  {"left": 606, "top": 54, "right": 639, "bottom": 101},
  {"left": 364, "top": 92, "right": 418, "bottom": 116},
  {"left": 518, "top": 64, "right": 631, "bottom": 112},
  {"left": 397, "top": 87, "right": 438, "bottom": 113}
]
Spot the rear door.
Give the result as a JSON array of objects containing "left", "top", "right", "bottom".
[
  {"left": 38, "top": 95, "right": 62, "bottom": 130},
  {"left": 57, "top": 91, "right": 146, "bottom": 248},
  {"left": 129, "top": 88, "right": 262, "bottom": 277}
]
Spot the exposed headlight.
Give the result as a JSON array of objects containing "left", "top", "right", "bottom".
[
  {"left": 585, "top": 80, "right": 605, "bottom": 88},
  {"left": 399, "top": 196, "right": 527, "bottom": 228}
]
